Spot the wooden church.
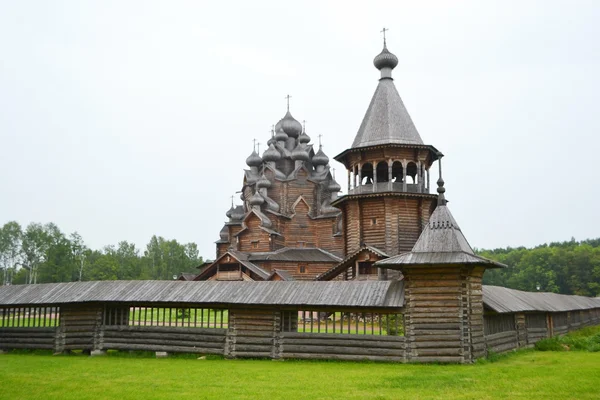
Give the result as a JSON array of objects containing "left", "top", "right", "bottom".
[{"left": 195, "top": 39, "right": 442, "bottom": 283}]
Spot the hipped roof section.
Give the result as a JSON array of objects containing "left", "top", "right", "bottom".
[{"left": 376, "top": 203, "right": 506, "bottom": 269}]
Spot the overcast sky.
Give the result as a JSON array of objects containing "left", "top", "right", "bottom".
[{"left": 1, "top": 0, "right": 599, "bottom": 259}]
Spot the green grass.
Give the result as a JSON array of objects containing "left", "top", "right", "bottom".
[
  {"left": 1, "top": 350, "right": 599, "bottom": 399},
  {"left": 535, "top": 325, "right": 600, "bottom": 352}
]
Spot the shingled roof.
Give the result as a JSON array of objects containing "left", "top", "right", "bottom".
[
  {"left": 0, "top": 280, "right": 404, "bottom": 309},
  {"left": 351, "top": 78, "right": 423, "bottom": 149},
  {"left": 376, "top": 186, "right": 505, "bottom": 269}
]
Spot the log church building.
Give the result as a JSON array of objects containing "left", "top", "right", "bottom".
[
  {"left": 2, "top": 36, "right": 599, "bottom": 364},
  {"left": 195, "top": 39, "right": 443, "bottom": 283}
]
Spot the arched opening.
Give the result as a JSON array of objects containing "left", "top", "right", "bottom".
[
  {"left": 361, "top": 163, "right": 373, "bottom": 185},
  {"left": 406, "top": 162, "right": 418, "bottom": 184},
  {"left": 391, "top": 161, "right": 403, "bottom": 182},
  {"left": 376, "top": 161, "right": 389, "bottom": 183}
]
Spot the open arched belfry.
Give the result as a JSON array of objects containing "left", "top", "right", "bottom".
[{"left": 196, "top": 40, "right": 442, "bottom": 282}]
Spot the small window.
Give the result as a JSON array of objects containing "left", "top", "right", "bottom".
[
  {"left": 299, "top": 265, "right": 307, "bottom": 274},
  {"left": 371, "top": 218, "right": 377, "bottom": 225},
  {"left": 251, "top": 241, "right": 259, "bottom": 249}
]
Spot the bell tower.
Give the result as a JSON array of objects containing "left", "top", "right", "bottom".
[{"left": 333, "top": 39, "right": 442, "bottom": 259}]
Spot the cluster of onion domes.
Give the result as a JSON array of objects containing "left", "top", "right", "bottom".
[{"left": 248, "top": 192, "right": 264, "bottom": 206}]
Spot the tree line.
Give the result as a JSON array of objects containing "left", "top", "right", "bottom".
[
  {"left": 0, "top": 221, "right": 203, "bottom": 285},
  {"left": 477, "top": 238, "right": 600, "bottom": 297}
]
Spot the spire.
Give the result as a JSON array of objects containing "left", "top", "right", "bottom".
[
  {"left": 373, "top": 29, "right": 398, "bottom": 79},
  {"left": 349, "top": 37, "right": 423, "bottom": 149},
  {"left": 437, "top": 153, "right": 447, "bottom": 206}
]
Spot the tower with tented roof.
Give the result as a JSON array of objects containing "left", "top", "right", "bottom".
[{"left": 334, "top": 37, "right": 442, "bottom": 268}]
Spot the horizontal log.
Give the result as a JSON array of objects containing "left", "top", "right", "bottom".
[
  {"left": 102, "top": 331, "right": 225, "bottom": 343},
  {"left": 415, "top": 348, "right": 462, "bottom": 356},
  {"left": 101, "top": 343, "right": 224, "bottom": 354},
  {"left": 0, "top": 343, "right": 55, "bottom": 350},
  {"left": 234, "top": 344, "right": 273, "bottom": 352},
  {"left": 485, "top": 331, "right": 517, "bottom": 341},
  {"left": 283, "top": 344, "right": 403, "bottom": 357},
  {"left": 411, "top": 334, "right": 461, "bottom": 342},
  {"left": 486, "top": 336, "right": 518, "bottom": 348},
  {"left": 0, "top": 338, "right": 55, "bottom": 345},
  {"left": 408, "top": 317, "right": 461, "bottom": 324},
  {"left": 411, "top": 341, "right": 461, "bottom": 349},
  {"left": 63, "top": 344, "right": 94, "bottom": 350},
  {"left": 234, "top": 337, "right": 273, "bottom": 345},
  {"left": 102, "top": 338, "right": 224, "bottom": 349},
  {"left": 231, "top": 319, "right": 274, "bottom": 326},
  {"left": 0, "top": 328, "right": 56, "bottom": 334},
  {"left": 231, "top": 351, "right": 272, "bottom": 358},
  {"left": 409, "top": 356, "right": 462, "bottom": 363},
  {"left": 283, "top": 338, "right": 405, "bottom": 349},
  {"left": 282, "top": 353, "right": 404, "bottom": 363},
  {"left": 232, "top": 330, "right": 274, "bottom": 338},
  {"left": 63, "top": 325, "right": 96, "bottom": 332},
  {"left": 231, "top": 324, "right": 274, "bottom": 332},
  {"left": 409, "top": 307, "right": 460, "bottom": 314},
  {"left": 411, "top": 323, "right": 460, "bottom": 330},
  {"left": 64, "top": 338, "right": 94, "bottom": 345},
  {"left": 412, "top": 329, "right": 461, "bottom": 336},
  {"left": 0, "top": 331, "right": 56, "bottom": 338},
  {"left": 489, "top": 342, "right": 518, "bottom": 353},
  {"left": 103, "top": 326, "right": 226, "bottom": 335},
  {"left": 282, "top": 332, "right": 405, "bottom": 342}
]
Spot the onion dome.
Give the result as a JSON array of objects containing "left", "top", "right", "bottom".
[
  {"left": 246, "top": 150, "right": 262, "bottom": 167},
  {"left": 231, "top": 206, "right": 245, "bottom": 220},
  {"left": 328, "top": 179, "right": 341, "bottom": 192},
  {"left": 298, "top": 130, "right": 310, "bottom": 144},
  {"left": 274, "top": 128, "right": 288, "bottom": 142},
  {"left": 248, "top": 192, "right": 264, "bottom": 206},
  {"left": 291, "top": 144, "right": 309, "bottom": 161},
  {"left": 275, "top": 110, "right": 302, "bottom": 138},
  {"left": 373, "top": 44, "right": 398, "bottom": 71},
  {"left": 226, "top": 205, "right": 235, "bottom": 219},
  {"left": 257, "top": 174, "right": 272, "bottom": 189},
  {"left": 263, "top": 143, "right": 282, "bottom": 162},
  {"left": 312, "top": 146, "right": 329, "bottom": 166}
]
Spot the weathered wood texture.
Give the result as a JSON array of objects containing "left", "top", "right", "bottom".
[
  {"left": 259, "top": 261, "right": 338, "bottom": 281},
  {"left": 226, "top": 309, "right": 280, "bottom": 359},
  {"left": 341, "top": 197, "right": 434, "bottom": 257},
  {"left": 402, "top": 266, "right": 485, "bottom": 363},
  {"left": 0, "top": 327, "right": 56, "bottom": 350},
  {"left": 56, "top": 305, "right": 103, "bottom": 352},
  {"left": 100, "top": 326, "right": 227, "bottom": 354},
  {"left": 280, "top": 332, "right": 406, "bottom": 362}
]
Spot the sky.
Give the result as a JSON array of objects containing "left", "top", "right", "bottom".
[{"left": 1, "top": 0, "right": 599, "bottom": 259}]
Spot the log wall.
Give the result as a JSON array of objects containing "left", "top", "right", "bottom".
[
  {"left": 280, "top": 332, "right": 406, "bottom": 362},
  {"left": 402, "top": 266, "right": 485, "bottom": 363}
]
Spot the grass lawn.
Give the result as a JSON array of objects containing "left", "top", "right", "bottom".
[{"left": 0, "top": 350, "right": 599, "bottom": 400}]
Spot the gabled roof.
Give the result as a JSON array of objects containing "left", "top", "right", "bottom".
[
  {"left": 195, "top": 250, "right": 270, "bottom": 281},
  {"left": 483, "top": 285, "right": 600, "bottom": 313},
  {"left": 316, "top": 246, "right": 389, "bottom": 281},
  {"left": 0, "top": 280, "right": 405, "bottom": 309},
  {"left": 351, "top": 78, "right": 423, "bottom": 149},
  {"left": 177, "top": 273, "right": 198, "bottom": 281},
  {"left": 376, "top": 204, "right": 506, "bottom": 268},
  {"left": 248, "top": 248, "right": 342, "bottom": 263},
  {"left": 267, "top": 269, "right": 295, "bottom": 281}
]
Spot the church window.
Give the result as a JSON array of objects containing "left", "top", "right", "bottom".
[
  {"left": 358, "top": 262, "right": 373, "bottom": 275},
  {"left": 299, "top": 265, "right": 307, "bottom": 274},
  {"left": 371, "top": 218, "right": 377, "bottom": 225},
  {"left": 251, "top": 241, "right": 259, "bottom": 249}
]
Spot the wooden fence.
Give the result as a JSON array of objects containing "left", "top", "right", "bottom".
[
  {"left": 0, "top": 304, "right": 405, "bottom": 362},
  {"left": 483, "top": 308, "right": 600, "bottom": 354}
]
